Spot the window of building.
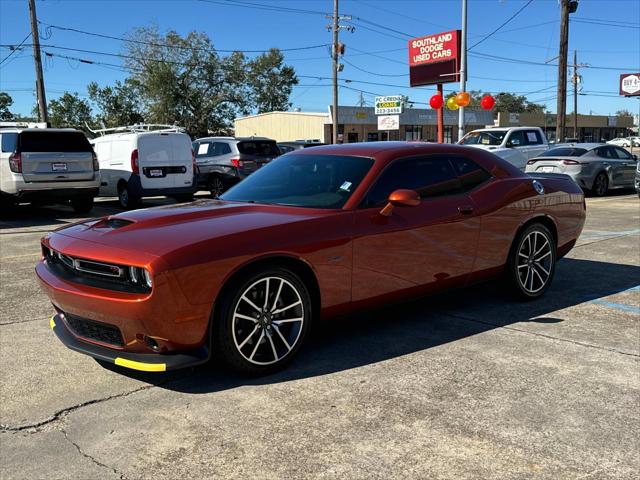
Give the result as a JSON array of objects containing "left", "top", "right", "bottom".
[
  {"left": 404, "top": 125, "right": 422, "bottom": 141},
  {"left": 367, "top": 132, "right": 379, "bottom": 142},
  {"left": 347, "top": 132, "right": 359, "bottom": 143}
]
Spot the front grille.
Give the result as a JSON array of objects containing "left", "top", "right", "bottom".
[
  {"left": 64, "top": 313, "right": 124, "bottom": 347},
  {"left": 42, "top": 245, "right": 151, "bottom": 294}
]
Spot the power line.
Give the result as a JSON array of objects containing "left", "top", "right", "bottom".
[
  {"left": 468, "top": 0, "right": 535, "bottom": 50},
  {"left": 571, "top": 18, "right": 640, "bottom": 29},
  {"left": 38, "top": 21, "right": 330, "bottom": 53},
  {"left": 0, "top": 32, "right": 32, "bottom": 66}
]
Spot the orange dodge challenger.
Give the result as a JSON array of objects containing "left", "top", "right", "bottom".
[{"left": 37, "top": 142, "right": 586, "bottom": 375}]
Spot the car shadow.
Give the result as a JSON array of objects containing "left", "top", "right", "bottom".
[{"left": 99, "top": 257, "right": 640, "bottom": 393}]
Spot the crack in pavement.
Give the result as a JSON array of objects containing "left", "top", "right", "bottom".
[
  {"left": 0, "top": 317, "right": 50, "bottom": 327},
  {"left": 0, "top": 384, "right": 158, "bottom": 433},
  {"left": 61, "top": 428, "right": 129, "bottom": 479},
  {"left": 575, "top": 231, "right": 640, "bottom": 249},
  {"left": 438, "top": 310, "right": 640, "bottom": 359}
]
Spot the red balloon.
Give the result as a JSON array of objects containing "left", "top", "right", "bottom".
[
  {"left": 429, "top": 94, "right": 444, "bottom": 109},
  {"left": 481, "top": 95, "right": 496, "bottom": 110}
]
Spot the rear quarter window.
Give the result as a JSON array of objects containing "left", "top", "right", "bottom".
[
  {"left": 18, "top": 131, "right": 92, "bottom": 152},
  {"left": 1, "top": 133, "right": 18, "bottom": 153},
  {"left": 238, "top": 141, "right": 280, "bottom": 156}
]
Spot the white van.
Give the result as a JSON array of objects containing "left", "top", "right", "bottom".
[{"left": 90, "top": 125, "right": 196, "bottom": 208}]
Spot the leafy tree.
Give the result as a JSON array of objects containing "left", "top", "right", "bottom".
[
  {"left": 87, "top": 78, "right": 145, "bottom": 127},
  {"left": 494, "top": 92, "right": 545, "bottom": 114},
  {"left": 0, "top": 92, "right": 15, "bottom": 121},
  {"left": 45, "top": 92, "right": 94, "bottom": 130},
  {"left": 616, "top": 109, "right": 633, "bottom": 116},
  {"left": 123, "top": 26, "right": 256, "bottom": 136},
  {"left": 247, "top": 49, "right": 298, "bottom": 113}
]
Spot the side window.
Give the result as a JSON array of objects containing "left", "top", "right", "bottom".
[
  {"left": 219, "top": 143, "right": 232, "bottom": 155},
  {"left": 449, "top": 157, "right": 491, "bottom": 191},
  {"left": 195, "top": 142, "right": 212, "bottom": 157},
  {"left": 595, "top": 147, "right": 614, "bottom": 159},
  {"left": 506, "top": 130, "right": 526, "bottom": 147},
  {"left": 524, "top": 130, "right": 542, "bottom": 145},
  {"left": 1, "top": 133, "right": 18, "bottom": 153},
  {"left": 363, "top": 157, "right": 461, "bottom": 207},
  {"left": 614, "top": 147, "right": 632, "bottom": 160}
]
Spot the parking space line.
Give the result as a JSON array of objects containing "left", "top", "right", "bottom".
[
  {"left": 589, "top": 300, "right": 640, "bottom": 315},
  {"left": 1, "top": 253, "right": 41, "bottom": 260}
]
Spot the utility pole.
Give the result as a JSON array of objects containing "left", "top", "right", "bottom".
[
  {"left": 458, "top": 0, "right": 468, "bottom": 141},
  {"left": 572, "top": 50, "right": 578, "bottom": 139},
  {"left": 327, "top": 2, "right": 353, "bottom": 144},
  {"left": 28, "top": 0, "right": 48, "bottom": 124},
  {"left": 556, "top": 0, "right": 578, "bottom": 143}
]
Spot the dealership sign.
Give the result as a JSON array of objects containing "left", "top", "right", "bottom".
[
  {"left": 620, "top": 73, "right": 640, "bottom": 96},
  {"left": 408, "top": 30, "right": 461, "bottom": 87},
  {"left": 375, "top": 96, "right": 403, "bottom": 115},
  {"left": 408, "top": 30, "right": 459, "bottom": 67},
  {"left": 377, "top": 115, "right": 400, "bottom": 130}
]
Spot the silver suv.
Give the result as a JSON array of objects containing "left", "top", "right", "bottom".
[
  {"left": 0, "top": 127, "right": 99, "bottom": 213},
  {"left": 192, "top": 136, "right": 280, "bottom": 196}
]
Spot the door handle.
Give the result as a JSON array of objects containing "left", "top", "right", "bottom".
[{"left": 458, "top": 205, "right": 474, "bottom": 215}]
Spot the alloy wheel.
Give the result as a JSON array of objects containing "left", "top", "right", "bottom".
[
  {"left": 593, "top": 173, "right": 608, "bottom": 196},
  {"left": 231, "top": 276, "right": 305, "bottom": 366},
  {"left": 209, "top": 177, "right": 225, "bottom": 198},
  {"left": 516, "top": 230, "right": 554, "bottom": 295}
]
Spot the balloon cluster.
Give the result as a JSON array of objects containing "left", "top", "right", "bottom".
[{"left": 429, "top": 92, "right": 495, "bottom": 111}]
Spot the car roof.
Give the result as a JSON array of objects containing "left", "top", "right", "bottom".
[
  {"left": 195, "top": 136, "right": 275, "bottom": 142},
  {"left": 550, "top": 143, "right": 603, "bottom": 150},
  {"left": 0, "top": 128, "right": 80, "bottom": 133}
]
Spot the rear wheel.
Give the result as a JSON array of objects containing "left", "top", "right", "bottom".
[
  {"left": 208, "top": 175, "right": 226, "bottom": 198},
  {"left": 117, "top": 182, "right": 140, "bottom": 209},
  {"left": 507, "top": 223, "right": 556, "bottom": 300},
  {"left": 213, "top": 268, "right": 312, "bottom": 375},
  {"left": 591, "top": 172, "right": 609, "bottom": 196},
  {"left": 70, "top": 195, "right": 94, "bottom": 214}
]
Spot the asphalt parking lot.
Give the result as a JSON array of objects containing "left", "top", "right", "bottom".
[{"left": 1, "top": 192, "right": 638, "bottom": 480}]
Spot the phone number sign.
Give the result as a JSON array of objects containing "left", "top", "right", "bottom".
[{"left": 375, "top": 96, "right": 403, "bottom": 115}]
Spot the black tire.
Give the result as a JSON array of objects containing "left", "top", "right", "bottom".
[
  {"left": 591, "top": 172, "right": 609, "bottom": 197},
  {"left": 208, "top": 175, "right": 226, "bottom": 198},
  {"left": 506, "top": 223, "right": 556, "bottom": 301},
  {"left": 117, "top": 182, "right": 140, "bottom": 209},
  {"left": 70, "top": 195, "right": 94, "bottom": 214},
  {"left": 213, "top": 268, "right": 313, "bottom": 375}
]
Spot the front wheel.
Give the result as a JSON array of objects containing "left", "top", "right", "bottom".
[
  {"left": 591, "top": 172, "right": 609, "bottom": 197},
  {"left": 213, "top": 268, "right": 313, "bottom": 375},
  {"left": 507, "top": 224, "right": 556, "bottom": 300}
]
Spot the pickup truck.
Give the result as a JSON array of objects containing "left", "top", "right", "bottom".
[{"left": 458, "top": 126, "right": 549, "bottom": 170}]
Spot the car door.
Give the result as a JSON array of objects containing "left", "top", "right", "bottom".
[
  {"left": 611, "top": 146, "right": 637, "bottom": 186},
  {"left": 523, "top": 129, "right": 547, "bottom": 158},
  {"left": 594, "top": 146, "right": 624, "bottom": 186},
  {"left": 351, "top": 155, "right": 482, "bottom": 304},
  {"left": 505, "top": 130, "right": 531, "bottom": 158}
]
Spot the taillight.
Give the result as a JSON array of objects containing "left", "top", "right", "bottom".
[
  {"left": 230, "top": 158, "right": 243, "bottom": 168},
  {"left": 562, "top": 159, "right": 581, "bottom": 165},
  {"left": 130, "top": 149, "right": 139, "bottom": 175},
  {"left": 8, "top": 152, "right": 22, "bottom": 173},
  {"left": 92, "top": 151, "right": 99, "bottom": 171},
  {"left": 191, "top": 148, "right": 197, "bottom": 174}
]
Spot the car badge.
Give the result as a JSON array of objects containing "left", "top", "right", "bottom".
[{"left": 532, "top": 180, "right": 545, "bottom": 195}]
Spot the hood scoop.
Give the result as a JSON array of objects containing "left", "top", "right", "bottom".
[{"left": 93, "top": 217, "right": 135, "bottom": 230}]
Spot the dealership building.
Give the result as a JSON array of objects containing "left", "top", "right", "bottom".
[{"left": 234, "top": 107, "right": 634, "bottom": 144}]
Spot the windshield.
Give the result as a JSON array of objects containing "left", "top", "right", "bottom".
[
  {"left": 238, "top": 141, "right": 280, "bottom": 156},
  {"left": 539, "top": 147, "right": 587, "bottom": 157},
  {"left": 459, "top": 130, "right": 507, "bottom": 146},
  {"left": 220, "top": 154, "right": 374, "bottom": 209}
]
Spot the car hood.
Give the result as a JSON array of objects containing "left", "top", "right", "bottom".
[{"left": 55, "top": 199, "right": 335, "bottom": 257}]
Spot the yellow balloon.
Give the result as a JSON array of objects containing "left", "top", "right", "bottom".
[{"left": 446, "top": 96, "right": 459, "bottom": 110}]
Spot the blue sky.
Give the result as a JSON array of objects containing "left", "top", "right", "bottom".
[{"left": 1, "top": 0, "right": 639, "bottom": 118}]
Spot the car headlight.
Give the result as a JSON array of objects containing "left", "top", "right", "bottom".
[{"left": 128, "top": 266, "right": 153, "bottom": 288}]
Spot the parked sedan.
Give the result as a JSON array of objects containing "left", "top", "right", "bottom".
[
  {"left": 606, "top": 137, "right": 632, "bottom": 148},
  {"left": 525, "top": 143, "right": 638, "bottom": 196},
  {"left": 37, "top": 142, "right": 585, "bottom": 375}
]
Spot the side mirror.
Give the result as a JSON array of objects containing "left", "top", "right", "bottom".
[{"left": 380, "top": 189, "right": 420, "bottom": 216}]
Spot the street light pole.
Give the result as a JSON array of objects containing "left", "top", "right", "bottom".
[{"left": 458, "top": 0, "right": 468, "bottom": 141}]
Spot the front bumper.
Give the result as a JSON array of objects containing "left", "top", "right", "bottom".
[{"left": 50, "top": 313, "right": 209, "bottom": 372}]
